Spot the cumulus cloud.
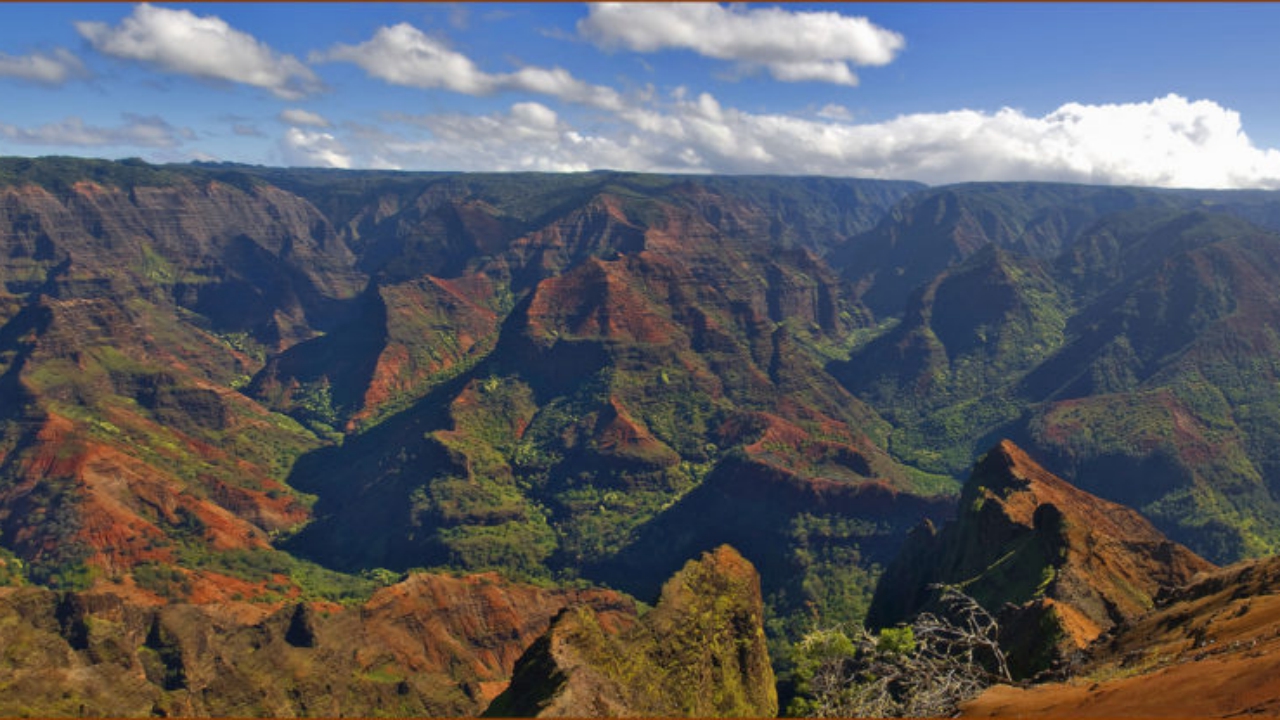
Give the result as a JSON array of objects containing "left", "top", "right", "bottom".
[
  {"left": 279, "top": 108, "right": 331, "bottom": 128},
  {"left": 0, "top": 114, "right": 192, "bottom": 148},
  {"left": 353, "top": 93, "right": 1280, "bottom": 189},
  {"left": 281, "top": 127, "right": 351, "bottom": 168},
  {"left": 617, "top": 92, "right": 1280, "bottom": 188},
  {"left": 317, "top": 23, "right": 487, "bottom": 93},
  {"left": 76, "top": 4, "right": 321, "bottom": 99},
  {"left": 317, "top": 23, "right": 622, "bottom": 110},
  {"left": 0, "top": 47, "right": 89, "bottom": 85},
  {"left": 577, "top": 3, "right": 905, "bottom": 86}
]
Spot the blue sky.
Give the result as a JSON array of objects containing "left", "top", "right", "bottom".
[{"left": 1, "top": 2, "right": 1279, "bottom": 188}]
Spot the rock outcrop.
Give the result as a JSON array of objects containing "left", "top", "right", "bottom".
[
  {"left": 869, "top": 440, "right": 1213, "bottom": 677},
  {"left": 0, "top": 572, "right": 629, "bottom": 717},
  {"left": 484, "top": 545, "right": 777, "bottom": 717}
]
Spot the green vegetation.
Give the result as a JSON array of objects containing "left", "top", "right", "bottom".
[
  {"left": 291, "top": 379, "right": 340, "bottom": 429},
  {"left": 171, "top": 546, "right": 383, "bottom": 604},
  {"left": 0, "top": 546, "right": 23, "bottom": 587},
  {"left": 843, "top": 246, "right": 1073, "bottom": 477},
  {"left": 133, "top": 563, "right": 192, "bottom": 600},
  {"left": 0, "top": 156, "right": 192, "bottom": 193},
  {"left": 487, "top": 547, "right": 777, "bottom": 718},
  {"left": 784, "top": 514, "right": 884, "bottom": 629},
  {"left": 213, "top": 330, "right": 268, "bottom": 364},
  {"left": 876, "top": 626, "right": 916, "bottom": 656}
]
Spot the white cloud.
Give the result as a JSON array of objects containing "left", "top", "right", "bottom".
[
  {"left": 318, "top": 23, "right": 489, "bottom": 94},
  {"left": 0, "top": 114, "right": 192, "bottom": 148},
  {"left": 317, "top": 23, "right": 622, "bottom": 110},
  {"left": 577, "top": 3, "right": 905, "bottom": 86},
  {"left": 817, "top": 104, "right": 854, "bottom": 122},
  {"left": 505, "top": 66, "right": 623, "bottom": 111},
  {"left": 374, "top": 102, "right": 652, "bottom": 172},
  {"left": 279, "top": 108, "right": 331, "bottom": 128},
  {"left": 76, "top": 4, "right": 321, "bottom": 100},
  {"left": 0, "top": 48, "right": 89, "bottom": 85},
  {"left": 281, "top": 127, "right": 351, "bottom": 169},
  {"left": 348, "top": 93, "right": 1280, "bottom": 189},
  {"left": 768, "top": 61, "right": 858, "bottom": 86},
  {"left": 610, "top": 92, "right": 1280, "bottom": 188}
]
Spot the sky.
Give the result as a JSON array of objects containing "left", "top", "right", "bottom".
[{"left": 1, "top": 2, "right": 1279, "bottom": 188}]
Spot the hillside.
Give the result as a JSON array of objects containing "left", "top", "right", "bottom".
[
  {"left": 832, "top": 183, "right": 1189, "bottom": 316},
  {"left": 963, "top": 555, "right": 1280, "bottom": 717},
  {"left": 0, "top": 570, "right": 630, "bottom": 716}
]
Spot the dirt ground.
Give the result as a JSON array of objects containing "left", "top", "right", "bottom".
[{"left": 964, "top": 558, "right": 1280, "bottom": 717}]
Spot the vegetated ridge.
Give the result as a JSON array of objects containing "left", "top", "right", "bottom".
[{"left": 485, "top": 545, "right": 776, "bottom": 717}]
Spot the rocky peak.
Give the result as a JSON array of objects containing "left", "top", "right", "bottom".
[
  {"left": 484, "top": 545, "right": 777, "bottom": 717},
  {"left": 869, "top": 440, "right": 1213, "bottom": 678}
]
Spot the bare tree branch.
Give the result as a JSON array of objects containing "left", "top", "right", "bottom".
[{"left": 790, "top": 586, "right": 1011, "bottom": 718}]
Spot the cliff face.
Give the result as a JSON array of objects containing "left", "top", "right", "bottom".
[
  {"left": 0, "top": 167, "right": 374, "bottom": 592},
  {"left": 485, "top": 545, "right": 777, "bottom": 718},
  {"left": 0, "top": 177, "right": 362, "bottom": 345},
  {"left": 0, "top": 291, "right": 321, "bottom": 588},
  {"left": 0, "top": 572, "right": 631, "bottom": 717},
  {"left": 869, "top": 440, "right": 1213, "bottom": 677}
]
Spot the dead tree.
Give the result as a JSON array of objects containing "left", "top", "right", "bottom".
[{"left": 792, "top": 585, "right": 1011, "bottom": 718}]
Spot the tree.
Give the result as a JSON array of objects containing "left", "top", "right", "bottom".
[{"left": 789, "top": 586, "right": 1010, "bottom": 718}]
